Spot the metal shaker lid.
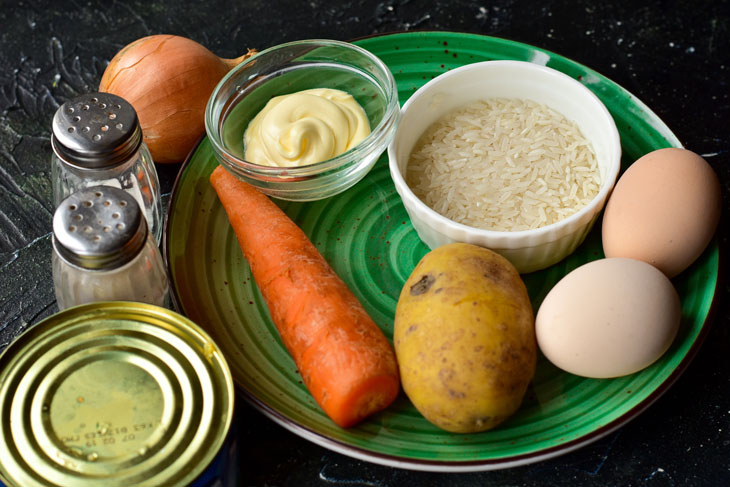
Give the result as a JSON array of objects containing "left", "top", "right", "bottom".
[
  {"left": 51, "top": 92, "right": 142, "bottom": 169},
  {"left": 52, "top": 186, "right": 148, "bottom": 270}
]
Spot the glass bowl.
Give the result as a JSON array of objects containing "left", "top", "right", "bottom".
[
  {"left": 387, "top": 60, "right": 622, "bottom": 273},
  {"left": 205, "top": 39, "right": 400, "bottom": 201}
]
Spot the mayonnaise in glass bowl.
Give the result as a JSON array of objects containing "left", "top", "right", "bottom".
[
  {"left": 205, "top": 39, "right": 400, "bottom": 201},
  {"left": 387, "top": 60, "right": 621, "bottom": 273}
]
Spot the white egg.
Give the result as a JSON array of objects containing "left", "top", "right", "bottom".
[{"left": 535, "top": 258, "right": 681, "bottom": 378}]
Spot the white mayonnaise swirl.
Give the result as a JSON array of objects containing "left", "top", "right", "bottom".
[{"left": 243, "top": 88, "right": 370, "bottom": 168}]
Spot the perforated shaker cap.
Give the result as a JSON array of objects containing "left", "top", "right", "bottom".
[
  {"left": 51, "top": 92, "right": 142, "bottom": 169},
  {"left": 52, "top": 186, "right": 148, "bottom": 270}
]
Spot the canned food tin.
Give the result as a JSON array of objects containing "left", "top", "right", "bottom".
[{"left": 0, "top": 302, "right": 235, "bottom": 487}]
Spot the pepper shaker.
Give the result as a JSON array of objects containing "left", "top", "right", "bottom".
[
  {"left": 52, "top": 186, "right": 169, "bottom": 310},
  {"left": 51, "top": 92, "right": 163, "bottom": 243}
]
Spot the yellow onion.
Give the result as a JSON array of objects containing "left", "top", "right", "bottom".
[{"left": 99, "top": 35, "right": 255, "bottom": 163}]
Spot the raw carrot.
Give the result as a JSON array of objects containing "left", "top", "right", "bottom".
[{"left": 210, "top": 166, "right": 400, "bottom": 428}]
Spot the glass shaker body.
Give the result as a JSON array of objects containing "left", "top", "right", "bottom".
[
  {"left": 51, "top": 92, "right": 163, "bottom": 243},
  {"left": 52, "top": 231, "right": 169, "bottom": 310},
  {"left": 52, "top": 186, "right": 169, "bottom": 311}
]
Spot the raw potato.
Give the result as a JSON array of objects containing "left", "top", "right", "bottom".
[{"left": 394, "top": 243, "right": 536, "bottom": 433}]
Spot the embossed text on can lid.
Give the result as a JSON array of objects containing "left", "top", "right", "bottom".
[
  {"left": 51, "top": 92, "right": 142, "bottom": 169},
  {"left": 52, "top": 186, "right": 147, "bottom": 270},
  {"left": 0, "top": 302, "right": 234, "bottom": 487}
]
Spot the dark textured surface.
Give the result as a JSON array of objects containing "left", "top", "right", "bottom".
[{"left": 1, "top": 0, "right": 729, "bottom": 485}]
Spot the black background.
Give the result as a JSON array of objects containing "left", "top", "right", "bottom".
[{"left": 1, "top": 1, "right": 729, "bottom": 485}]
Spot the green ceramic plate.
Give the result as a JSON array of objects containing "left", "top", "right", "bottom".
[{"left": 164, "top": 32, "right": 718, "bottom": 471}]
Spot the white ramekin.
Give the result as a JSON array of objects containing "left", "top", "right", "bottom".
[{"left": 387, "top": 60, "right": 621, "bottom": 273}]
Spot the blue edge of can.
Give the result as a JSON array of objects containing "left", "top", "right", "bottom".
[{"left": 191, "top": 407, "right": 242, "bottom": 487}]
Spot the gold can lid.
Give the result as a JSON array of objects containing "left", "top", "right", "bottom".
[{"left": 0, "top": 302, "right": 234, "bottom": 487}]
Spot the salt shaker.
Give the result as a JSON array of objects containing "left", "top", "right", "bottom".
[
  {"left": 52, "top": 186, "right": 169, "bottom": 310},
  {"left": 51, "top": 92, "right": 162, "bottom": 243}
]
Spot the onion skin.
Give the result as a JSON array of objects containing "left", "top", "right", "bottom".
[{"left": 99, "top": 35, "right": 255, "bottom": 164}]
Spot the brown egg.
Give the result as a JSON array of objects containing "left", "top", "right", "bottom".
[{"left": 602, "top": 148, "right": 721, "bottom": 277}]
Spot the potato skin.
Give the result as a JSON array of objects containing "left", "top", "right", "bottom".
[{"left": 394, "top": 243, "right": 536, "bottom": 433}]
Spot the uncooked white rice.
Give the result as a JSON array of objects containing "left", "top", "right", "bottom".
[{"left": 406, "top": 98, "right": 600, "bottom": 232}]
